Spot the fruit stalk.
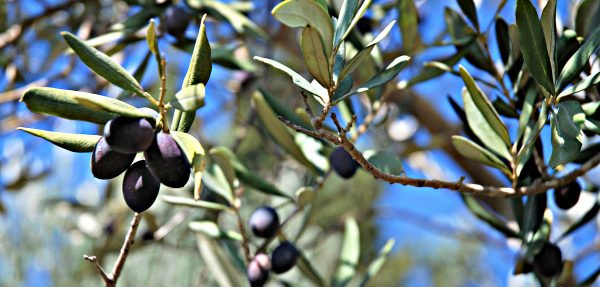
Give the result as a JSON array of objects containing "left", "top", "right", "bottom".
[{"left": 158, "top": 56, "right": 169, "bottom": 133}]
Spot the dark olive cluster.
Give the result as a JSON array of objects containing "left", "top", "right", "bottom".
[
  {"left": 329, "top": 147, "right": 360, "bottom": 179},
  {"left": 246, "top": 207, "right": 300, "bottom": 286},
  {"left": 553, "top": 181, "right": 582, "bottom": 210},
  {"left": 91, "top": 111, "right": 190, "bottom": 213}
]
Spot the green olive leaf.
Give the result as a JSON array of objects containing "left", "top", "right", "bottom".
[
  {"left": 162, "top": 195, "right": 230, "bottom": 212},
  {"left": 359, "top": 239, "right": 395, "bottom": 287},
  {"left": 516, "top": 0, "right": 555, "bottom": 94},
  {"left": 170, "top": 83, "right": 206, "bottom": 112},
  {"left": 272, "top": 0, "right": 334, "bottom": 55},
  {"left": 18, "top": 127, "right": 100, "bottom": 153},
  {"left": 301, "top": 26, "right": 331, "bottom": 88},
  {"left": 21, "top": 87, "right": 153, "bottom": 124},
  {"left": 61, "top": 32, "right": 144, "bottom": 96},
  {"left": 189, "top": 221, "right": 242, "bottom": 241}
]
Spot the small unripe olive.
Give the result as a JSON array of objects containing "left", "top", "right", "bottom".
[
  {"left": 91, "top": 137, "right": 136, "bottom": 179},
  {"left": 271, "top": 241, "right": 299, "bottom": 274},
  {"left": 329, "top": 147, "right": 359, "bottom": 179},
  {"left": 533, "top": 243, "right": 563, "bottom": 277},
  {"left": 144, "top": 132, "right": 191, "bottom": 188},
  {"left": 247, "top": 254, "right": 271, "bottom": 287},
  {"left": 249, "top": 206, "right": 280, "bottom": 238},
  {"left": 553, "top": 181, "right": 582, "bottom": 210},
  {"left": 122, "top": 160, "right": 161, "bottom": 213},
  {"left": 104, "top": 116, "right": 155, "bottom": 154}
]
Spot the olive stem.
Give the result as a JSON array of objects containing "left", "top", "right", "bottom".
[
  {"left": 158, "top": 55, "right": 170, "bottom": 133},
  {"left": 84, "top": 212, "right": 143, "bottom": 287},
  {"left": 278, "top": 113, "right": 600, "bottom": 197}
]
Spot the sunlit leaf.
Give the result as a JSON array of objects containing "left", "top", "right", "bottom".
[
  {"left": 21, "top": 87, "right": 152, "bottom": 124},
  {"left": 272, "top": 0, "right": 333, "bottom": 55},
  {"left": 334, "top": 0, "right": 359, "bottom": 47},
  {"left": 549, "top": 101, "right": 585, "bottom": 168},
  {"left": 254, "top": 56, "right": 327, "bottom": 105},
  {"left": 452, "top": 136, "right": 510, "bottom": 174},
  {"left": 540, "top": 0, "right": 557, "bottom": 81},
  {"left": 18, "top": 128, "right": 100, "bottom": 153},
  {"left": 162, "top": 195, "right": 229, "bottom": 211},
  {"left": 337, "top": 55, "right": 410, "bottom": 103},
  {"left": 189, "top": 221, "right": 242, "bottom": 241},
  {"left": 170, "top": 83, "right": 205, "bottom": 112},
  {"left": 558, "top": 71, "right": 600, "bottom": 99},
  {"left": 61, "top": 32, "right": 145, "bottom": 95}
]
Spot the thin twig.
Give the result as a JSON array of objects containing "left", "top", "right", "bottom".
[
  {"left": 158, "top": 55, "right": 169, "bottom": 133},
  {"left": 279, "top": 116, "right": 600, "bottom": 198},
  {"left": 84, "top": 212, "right": 143, "bottom": 287},
  {"left": 232, "top": 187, "right": 251, "bottom": 263}
]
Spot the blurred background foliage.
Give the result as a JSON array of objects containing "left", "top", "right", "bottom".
[{"left": 0, "top": 0, "right": 599, "bottom": 286}]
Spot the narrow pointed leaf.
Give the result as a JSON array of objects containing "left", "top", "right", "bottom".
[
  {"left": 254, "top": 56, "right": 327, "bottom": 104},
  {"left": 359, "top": 239, "right": 395, "bottom": 287},
  {"left": 397, "top": 0, "right": 419, "bottom": 53},
  {"left": 575, "top": 0, "right": 600, "bottom": 38},
  {"left": 495, "top": 18, "right": 510, "bottom": 65},
  {"left": 146, "top": 19, "right": 159, "bottom": 55},
  {"left": 462, "top": 194, "right": 520, "bottom": 238},
  {"left": 517, "top": 84, "right": 538, "bottom": 144},
  {"left": 515, "top": 0, "right": 554, "bottom": 94},
  {"left": 210, "top": 146, "right": 292, "bottom": 199},
  {"left": 558, "top": 71, "right": 600, "bottom": 99},
  {"left": 21, "top": 87, "right": 152, "bottom": 124},
  {"left": 452, "top": 136, "right": 510, "bottom": 174},
  {"left": 297, "top": 250, "right": 327, "bottom": 286},
  {"left": 459, "top": 66, "right": 511, "bottom": 145},
  {"left": 334, "top": 0, "right": 359, "bottom": 47},
  {"left": 364, "top": 150, "right": 404, "bottom": 175},
  {"left": 253, "top": 91, "right": 321, "bottom": 174},
  {"left": 457, "top": 0, "right": 479, "bottom": 31},
  {"left": 540, "top": 0, "right": 557, "bottom": 81},
  {"left": 162, "top": 195, "right": 230, "bottom": 211},
  {"left": 337, "top": 21, "right": 396, "bottom": 83},
  {"left": 173, "top": 15, "right": 212, "bottom": 132},
  {"left": 461, "top": 88, "right": 512, "bottom": 161},
  {"left": 272, "top": 0, "right": 333, "bottom": 55},
  {"left": 337, "top": 55, "right": 410, "bottom": 103},
  {"left": 189, "top": 221, "right": 242, "bottom": 241},
  {"left": 340, "top": 0, "right": 372, "bottom": 44},
  {"left": 18, "top": 128, "right": 100, "bottom": 153},
  {"left": 332, "top": 218, "right": 360, "bottom": 287},
  {"left": 556, "top": 26, "right": 600, "bottom": 91},
  {"left": 301, "top": 26, "right": 331, "bottom": 88},
  {"left": 61, "top": 32, "right": 144, "bottom": 95},
  {"left": 170, "top": 83, "right": 206, "bottom": 112},
  {"left": 200, "top": 1, "right": 267, "bottom": 39}
]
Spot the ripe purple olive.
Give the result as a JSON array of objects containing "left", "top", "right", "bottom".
[
  {"left": 553, "top": 181, "right": 582, "bottom": 210},
  {"left": 271, "top": 241, "right": 299, "bottom": 274},
  {"left": 249, "top": 206, "right": 279, "bottom": 238},
  {"left": 247, "top": 253, "right": 271, "bottom": 287},
  {"left": 533, "top": 243, "right": 563, "bottom": 277},
  {"left": 104, "top": 116, "right": 155, "bottom": 154},
  {"left": 122, "top": 160, "right": 161, "bottom": 213},
  {"left": 143, "top": 131, "right": 191, "bottom": 188},
  {"left": 91, "top": 137, "right": 136, "bottom": 179},
  {"left": 329, "top": 147, "right": 360, "bottom": 179},
  {"left": 164, "top": 6, "right": 190, "bottom": 38}
]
